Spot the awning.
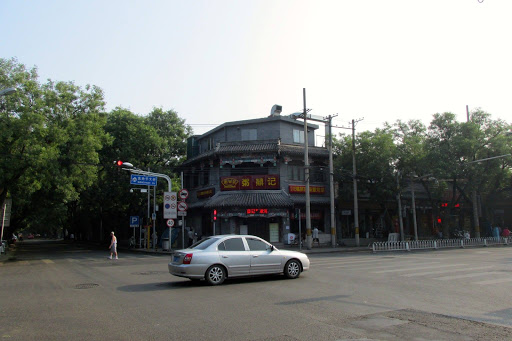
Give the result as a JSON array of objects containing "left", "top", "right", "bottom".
[{"left": 204, "top": 190, "right": 294, "bottom": 209}]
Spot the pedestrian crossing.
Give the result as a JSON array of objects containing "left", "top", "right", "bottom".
[
  {"left": 310, "top": 251, "right": 510, "bottom": 286},
  {"left": 0, "top": 253, "right": 165, "bottom": 266}
]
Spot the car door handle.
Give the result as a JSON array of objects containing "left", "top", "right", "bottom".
[
  {"left": 252, "top": 255, "right": 258, "bottom": 258},
  {"left": 222, "top": 255, "right": 228, "bottom": 258}
]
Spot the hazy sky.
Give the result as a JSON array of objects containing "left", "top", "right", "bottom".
[{"left": 2, "top": 0, "right": 510, "bottom": 138}]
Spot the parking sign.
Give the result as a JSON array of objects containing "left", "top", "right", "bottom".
[{"left": 130, "top": 216, "right": 139, "bottom": 227}]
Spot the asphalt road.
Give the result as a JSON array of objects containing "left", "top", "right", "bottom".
[{"left": 1, "top": 240, "right": 512, "bottom": 341}]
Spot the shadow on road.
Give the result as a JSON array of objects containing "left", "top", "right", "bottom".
[{"left": 117, "top": 274, "right": 297, "bottom": 292}]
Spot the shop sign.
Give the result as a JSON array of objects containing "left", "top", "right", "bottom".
[
  {"left": 218, "top": 209, "right": 288, "bottom": 218},
  {"left": 289, "top": 185, "right": 326, "bottom": 195},
  {"left": 221, "top": 175, "right": 280, "bottom": 191},
  {"left": 290, "top": 211, "right": 323, "bottom": 220},
  {"left": 197, "top": 187, "right": 215, "bottom": 198}
]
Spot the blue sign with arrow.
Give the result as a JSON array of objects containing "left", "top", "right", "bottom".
[{"left": 130, "top": 174, "right": 157, "bottom": 186}]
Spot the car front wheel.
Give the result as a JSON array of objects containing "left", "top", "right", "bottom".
[
  {"left": 284, "top": 259, "right": 301, "bottom": 279},
  {"left": 205, "top": 265, "right": 226, "bottom": 285}
]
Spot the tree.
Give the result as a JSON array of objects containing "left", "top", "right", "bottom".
[{"left": 0, "top": 58, "right": 109, "bottom": 234}]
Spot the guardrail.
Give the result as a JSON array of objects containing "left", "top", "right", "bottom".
[{"left": 372, "top": 237, "right": 509, "bottom": 253}]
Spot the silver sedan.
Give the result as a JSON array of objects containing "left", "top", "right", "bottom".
[{"left": 168, "top": 235, "right": 310, "bottom": 285}]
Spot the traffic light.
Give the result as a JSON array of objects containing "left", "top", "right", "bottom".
[
  {"left": 114, "top": 160, "right": 134, "bottom": 168},
  {"left": 294, "top": 208, "right": 300, "bottom": 219},
  {"left": 437, "top": 216, "right": 442, "bottom": 224},
  {"left": 213, "top": 209, "right": 217, "bottom": 221}
]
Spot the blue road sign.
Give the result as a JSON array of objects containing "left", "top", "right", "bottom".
[
  {"left": 130, "top": 174, "right": 157, "bottom": 186},
  {"left": 130, "top": 216, "right": 139, "bottom": 227}
]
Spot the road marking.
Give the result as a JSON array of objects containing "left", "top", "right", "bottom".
[
  {"left": 323, "top": 261, "right": 439, "bottom": 270},
  {"left": 436, "top": 271, "right": 501, "bottom": 281},
  {"left": 474, "top": 277, "right": 512, "bottom": 285},
  {"left": 401, "top": 266, "right": 493, "bottom": 277},
  {"left": 373, "top": 263, "right": 466, "bottom": 274},
  {"left": 312, "top": 258, "right": 393, "bottom": 266},
  {"left": 42, "top": 259, "right": 54, "bottom": 264}
]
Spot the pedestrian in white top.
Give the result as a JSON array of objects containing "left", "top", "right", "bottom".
[
  {"left": 109, "top": 231, "right": 118, "bottom": 259},
  {"left": 312, "top": 227, "right": 320, "bottom": 247}
]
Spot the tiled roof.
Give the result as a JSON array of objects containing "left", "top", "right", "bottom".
[
  {"left": 204, "top": 190, "right": 294, "bottom": 208},
  {"left": 279, "top": 144, "right": 329, "bottom": 157},
  {"left": 217, "top": 142, "right": 279, "bottom": 154},
  {"left": 182, "top": 140, "right": 328, "bottom": 165}
]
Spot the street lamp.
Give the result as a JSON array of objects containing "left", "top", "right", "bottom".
[
  {"left": 0, "top": 88, "right": 16, "bottom": 97},
  {"left": 410, "top": 174, "right": 436, "bottom": 241}
]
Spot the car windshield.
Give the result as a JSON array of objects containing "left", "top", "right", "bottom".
[{"left": 190, "top": 237, "right": 220, "bottom": 250}]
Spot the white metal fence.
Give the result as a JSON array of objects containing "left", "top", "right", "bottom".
[{"left": 372, "top": 237, "right": 510, "bottom": 253}]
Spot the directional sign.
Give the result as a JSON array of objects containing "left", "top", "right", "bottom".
[
  {"left": 179, "top": 189, "right": 189, "bottom": 200},
  {"left": 130, "top": 216, "right": 139, "bottom": 227},
  {"left": 163, "top": 192, "right": 177, "bottom": 219},
  {"left": 178, "top": 201, "right": 188, "bottom": 211},
  {"left": 130, "top": 174, "right": 157, "bottom": 186},
  {"left": 166, "top": 219, "right": 175, "bottom": 227}
]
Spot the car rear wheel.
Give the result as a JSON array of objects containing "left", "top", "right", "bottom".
[
  {"left": 284, "top": 259, "right": 301, "bottom": 279},
  {"left": 205, "top": 265, "right": 226, "bottom": 285}
]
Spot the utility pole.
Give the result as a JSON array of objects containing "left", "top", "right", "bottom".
[
  {"left": 467, "top": 105, "right": 481, "bottom": 238},
  {"left": 396, "top": 172, "right": 405, "bottom": 241},
  {"left": 326, "top": 114, "right": 337, "bottom": 247},
  {"left": 351, "top": 118, "right": 363, "bottom": 246},
  {"left": 410, "top": 175, "right": 419, "bottom": 241},
  {"left": 303, "top": 88, "right": 312, "bottom": 250}
]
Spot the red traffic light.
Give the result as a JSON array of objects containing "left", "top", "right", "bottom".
[
  {"left": 116, "top": 160, "right": 123, "bottom": 166},
  {"left": 213, "top": 209, "right": 217, "bottom": 221}
]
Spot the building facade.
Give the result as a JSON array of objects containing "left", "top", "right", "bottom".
[{"left": 180, "top": 110, "right": 331, "bottom": 244}]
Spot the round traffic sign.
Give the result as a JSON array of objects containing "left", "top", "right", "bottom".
[
  {"left": 166, "top": 219, "right": 175, "bottom": 227},
  {"left": 178, "top": 201, "right": 188, "bottom": 211},
  {"left": 179, "top": 189, "right": 189, "bottom": 200}
]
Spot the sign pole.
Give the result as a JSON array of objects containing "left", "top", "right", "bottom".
[{"left": 1, "top": 203, "right": 6, "bottom": 246}]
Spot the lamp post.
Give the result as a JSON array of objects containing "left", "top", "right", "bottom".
[
  {"left": 0, "top": 88, "right": 16, "bottom": 97},
  {"left": 409, "top": 174, "right": 435, "bottom": 241}
]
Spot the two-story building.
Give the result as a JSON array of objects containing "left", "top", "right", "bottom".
[{"left": 180, "top": 106, "right": 331, "bottom": 245}]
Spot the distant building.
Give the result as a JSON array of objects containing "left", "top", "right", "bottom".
[{"left": 179, "top": 107, "right": 330, "bottom": 244}]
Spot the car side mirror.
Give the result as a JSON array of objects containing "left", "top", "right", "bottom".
[{"left": 269, "top": 245, "right": 274, "bottom": 252}]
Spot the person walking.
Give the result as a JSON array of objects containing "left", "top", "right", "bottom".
[
  {"left": 312, "top": 227, "right": 320, "bottom": 247},
  {"left": 109, "top": 231, "right": 118, "bottom": 259}
]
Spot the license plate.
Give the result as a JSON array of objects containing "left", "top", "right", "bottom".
[{"left": 173, "top": 255, "right": 180, "bottom": 263}]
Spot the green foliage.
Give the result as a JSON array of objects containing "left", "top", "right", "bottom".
[{"left": 1, "top": 58, "right": 192, "bottom": 237}]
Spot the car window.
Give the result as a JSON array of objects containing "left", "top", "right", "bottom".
[
  {"left": 222, "top": 238, "right": 246, "bottom": 251},
  {"left": 191, "top": 237, "right": 220, "bottom": 250},
  {"left": 246, "top": 238, "right": 269, "bottom": 251},
  {"left": 217, "top": 242, "right": 225, "bottom": 251}
]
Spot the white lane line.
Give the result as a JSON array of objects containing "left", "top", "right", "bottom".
[
  {"left": 401, "top": 266, "right": 493, "bottom": 277},
  {"left": 312, "top": 258, "right": 395, "bottom": 266},
  {"left": 436, "top": 271, "right": 502, "bottom": 281},
  {"left": 323, "top": 261, "right": 440, "bottom": 270},
  {"left": 373, "top": 263, "right": 466, "bottom": 274},
  {"left": 474, "top": 277, "right": 512, "bottom": 285}
]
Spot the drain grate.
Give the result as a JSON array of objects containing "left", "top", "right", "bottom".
[{"left": 75, "top": 283, "right": 99, "bottom": 289}]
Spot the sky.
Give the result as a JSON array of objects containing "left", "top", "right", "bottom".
[{"left": 1, "top": 0, "right": 511, "bottom": 140}]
